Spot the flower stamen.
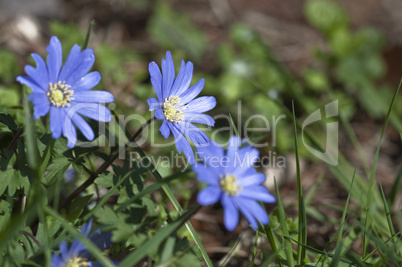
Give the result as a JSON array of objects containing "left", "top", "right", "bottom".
[
  {"left": 47, "top": 81, "right": 74, "bottom": 107},
  {"left": 163, "top": 96, "right": 184, "bottom": 123},
  {"left": 220, "top": 174, "right": 241, "bottom": 196},
  {"left": 65, "top": 256, "right": 88, "bottom": 267}
]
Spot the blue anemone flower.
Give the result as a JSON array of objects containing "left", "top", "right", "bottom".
[
  {"left": 17, "top": 36, "right": 114, "bottom": 147},
  {"left": 51, "top": 219, "right": 112, "bottom": 267},
  {"left": 147, "top": 51, "right": 216, "bottom": 164},
  {"left": 194, "top": 136, "right": 276, "bottom": 231}
]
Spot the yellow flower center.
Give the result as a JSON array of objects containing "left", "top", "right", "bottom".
[
  {"left": 220, "top": 174, "right": 241, "bottom": 196},
  {"left": 64, "top": 256, "right": 88, "bottom": 267},
  {"left": 163, "top": 96, "right": 184, "bottom": 123},
  {"left": 47, "top": 81, "right": 74, "bottom": 107}
]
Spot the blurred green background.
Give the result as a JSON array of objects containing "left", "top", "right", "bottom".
[{"left": 0, "top": 0, "right": 401, "bottom": 263}]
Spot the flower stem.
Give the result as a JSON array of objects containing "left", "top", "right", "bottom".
[{"left": 59, "top": 116, "right": 156, "bottom": 210}]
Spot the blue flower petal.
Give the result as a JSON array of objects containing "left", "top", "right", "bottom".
[
  {"left": 185, "top": 96, "right": 216, "bottom": 114},
  {"left": 173, "top": 61, "right": 193, "bottom": 97},
  {"left": 170, "top": 60, "right": 193, "bottom": 97},
  {"left": 196, "top": 141, "right": 224, "bottom": 164},
  {"left": 63, "top": 118, "right": 77, "bottom": 148},
  {"left": 197, "top": 186, "right": 221, "bottom": 205},
  {"left": 238, "top": 185, "right": 276, "bottom": 203},
  {"left": 231, "top": 147, "right": 259, "bottom": 175},
  {"left": 177, "top": 122, "right": 209, "bottom": 145},
  {"left": 71, "top": 71, "right": 101, "bottom": 91},
  {"left": 81, "top": 219, "right": 93, "bottom": 236},
  {"left": 65, "top": 49, "right": 95, "bottom": 86},
  {"left": 155, "top": 108, "right": 164, "bottom": 120},
  {"left": 159, "top": 119, "right": 170, "bottom": 139},
  {"left": 73, "top": 91, "right": 114, "bottom": 103},
  {"left": 193, "top": 164, "right": 220, "bottom": 185},
  {"left": 149, "top": 62, "right": 163, "bottom": 101},
  {"left": 59, "top": 240, "right": 69, "bottom": 258},
  {"left": 80, "top": 230, "right": 112, "bottom": 259},
  {"left": 51, "top": 254, "right": 62, "bottom": 267},
  {"left": 50, "top": 106, "right": 65, "bottom": 138},
  {"left": 184, "top": 113, "right": 215, "bottom": 126},
  {"left": 245, "top": 199, "right": 269, "bottom": 225},
  {"left": 58, "top": 44, "right": 81, "bottom": 82},
  {"left": 169, "top": 123, "right": 194, "bottom": 164},
  {"left": 46, "top": 36, "right": 62, "bottom": 83},
  {"left": 179, "top": 78, "right": 205, "bottom": 104},
  {"left": 161, "top": 51, "right": 175, "bottom": 98},
  {"left": 169, "top": 60, "right": 186, "bottom": 96},
  {"left": 76, "top": 104, "right": 112, "bottom": 122},
  {"left": 147, "top": 97, "right": 160, "bottom": 111},
  {"left": 234, "top": 197, "right": 258, "bottom": 229},
  {"left": 25, "top": 53, "right": 49, "bottom": 89},
  {"left": 237, "top": 173, "right": 266, "bottom": 187},
  {"left": 16, "top": 76, "right": 46, "bottom": 93},
  {"left": 227, "top": 136, "right": 240, "bottom": 163},
  {"left": 69, "top": 239, "right": 85, "bottom": 259},
  {"left": 28, "top": 93, "right": 50, "bottom": 119},
  {"left": 238, "top": 198, "right": 269, "bottom": 226},
  {"left": 221, "top": 195, "right": 239, "bottom": 231},
  {"left": 72, "top": 113, "right": 95, "bottom": 141}
]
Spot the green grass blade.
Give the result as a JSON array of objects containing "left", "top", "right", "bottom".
[
  {"left": 229, "top": 113, "right": 240, "bottom": 137},
  {"left": 363, "top": 77, "right": 401, "bottom": 257},
  {"left": 219, "top": 235, "right": 241, "bottom": 267},
  {"left": 331, "top": 169, "right": 356, "bottom": 266},
  {"left": 285, "top": 237, "right": 356, "bottom": 265},
  {"left": 379, "top": 184, "right": 398, "bottom": 255},
  {"left": 118, "top": 204, "right": 199, "bottom": 266},
  {"left": 23, "top": 92, "right": 39, "bottom": 175},
  {"left": 38, "top": 138, "right": 55, "bottom": 180},
  {"left": 272, "top": 98, "right": 387, "bottom": 231},
  {"left": 260, "top": 243, "right": 284, "bottom": 267},
  {"left": 249, "top": 231, "right": 259, "bottom": 267},
  {"left": 304, "top": 174, "right": 323, "bottom": 206},
  {"left": 159, "top": 234, "right": 176, "bottom": 265},
  {"left": 274, "top": 178, "right": 294, "bottom": 267},
  {"left": 37, "top": 206, "right": 51, "bottom": 267},
  {"left": 262, "top": 222, "right": 283, "bottom": 267},
  {"left": 44, "top": 206, "right": 115, "bottom": 267},
  {"left": 82, "top": 20, "right": 95, "bottom": 50},
  {"left": 292, "top": 101, "right": 307, "bottom": 266},
  {"left": 359, "top": 222, "right": 402, "bottom": 265},
  {"left": 339, "top": 114, "right": 370, "bottom": 177},
  {"left": 388, "top": 169, "right": 401, "bottom": 208}
]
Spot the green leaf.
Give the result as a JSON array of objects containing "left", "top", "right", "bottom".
[
  {"left": 43, "top": 156, "right": 70, "bottom": 186},
  {"left": 118, "top": 204, "right": 199, "bottom": 267},
  {"left": 0, "top": 198, "right": 12, "bottom": 232},
  {"left": 94, "top": 206, "right": 134, "bottom": 242},
  {"left": 94, "top": 171, "right": 114, "bottom": 188},
  {"left": 0, "top": 168, "right": 29, "bottom": 196},
  {"left": 65, "top": 194, "right": 93, "bottom": 222},
  {"left": 0, "top": 113, "right": 17, "bottom": 132},
  {"left": 292, "top": 102, "right": 307, "bottom": 266}
]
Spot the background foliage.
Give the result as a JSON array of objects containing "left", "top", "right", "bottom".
[{"left": 0, "top": 0, "right": 401, "bottom": 266}]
